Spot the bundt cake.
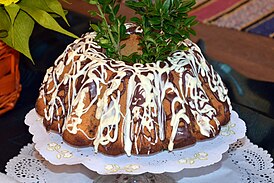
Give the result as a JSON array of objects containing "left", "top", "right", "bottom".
[{"left": 35, "top": 27, "right": 231, "bottom": 156}]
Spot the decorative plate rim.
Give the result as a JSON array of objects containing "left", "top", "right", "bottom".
[{"left": 25, "top": 108, "right": 246, "bottom": 175}]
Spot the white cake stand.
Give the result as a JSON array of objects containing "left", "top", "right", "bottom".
[{"left": 25, "top": 109, "right": 246, "bottom": 182}]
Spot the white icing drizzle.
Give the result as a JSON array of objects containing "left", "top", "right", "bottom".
[{"left": 38, "top": 31, "right": 231, "bottom": 156}]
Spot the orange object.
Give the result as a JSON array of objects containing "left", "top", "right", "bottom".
[{"left": 0, "top": 41, "right": 21, "bottom": 115}]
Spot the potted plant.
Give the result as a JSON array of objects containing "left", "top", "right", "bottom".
[{"left": 0, "top": 0, "right": 77, "bottom": 115}]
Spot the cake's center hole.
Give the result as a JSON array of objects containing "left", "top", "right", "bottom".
[{"left": 120, "top": 34, "right": 142, "bottom": 56}]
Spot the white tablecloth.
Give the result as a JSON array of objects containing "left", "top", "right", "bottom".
[{"left": 0, "top": 172, "right": 19, "bottom": 183}]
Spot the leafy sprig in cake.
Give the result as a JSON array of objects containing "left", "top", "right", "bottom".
[{"left": 86, "top": 0, "right": 197, "bottom": 64}]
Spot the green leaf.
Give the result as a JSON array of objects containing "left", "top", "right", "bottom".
[
  {"left": 99, "top": 38, "right": 109, "bottom": 44},
  {"left": 18, "top": 0, "right": 52, "bottom": 13},
  {"left": 154, "top": 0, "right": 162, "bottom": 12},
  {"left": 13, "top": 10, "right": 35, "bottom": 61},
  {"left": 190, "top": 18, "right": 198, "bottom": 26},
  {"left": 126, "top": 1, "right": 145, "bottom": 8},
  {"left": 143, "top": 0, "right": 152, "bottom": 7},
  {"left": 120, "top": 24, "right": 126, "bottom": 37},
  {"left": 188, "top": 28, "right": 196, "bottom": 36},
  {"left": 109, "top": 13, "right": 115, "bottom": 22},
  {"left": 145, "top": 36, "right": 157, "bottom": 45},
  {"left": 4, "top": 4, "right": 20, "bottom": 25},
  {"left": 99, "top": 0, "right": 110, "bottom": 4},
  {"left": 19, "top": 5, "right": 77, "bottom": 39},
  {"left": 90, "top": 24, "right": 99, "bottom": 32},
  {"left": 44, "top": 0, "right": 70, "bottom": 25},
  {"left": 18, "top": 0, "right": 69, "bottom": 25},
  {"left": 120, "top": 15, "right": 126, "bottom": 24},
  {"left": 113, "top": 4, "right": 120, "bottom": 15},
  {"left": 120, "top": 43, "right": 126, "bottom": 50},
  {"left": 0, "top": 8, "right": 12, "bottom": 45},
  {"left": 0, "top": 7, "right": 11, "bottom": 30},
  {"left": 87, "top": 0, "right": 98, "bottom": 5},
  {"left": 130, "top": 17, "right": 141, "bottom": 24},
  {"left": 162, "top": 0, "right": 171, "bottom": 12},
  {"left": 178, "top": 7, "right": 190, "bottom": 13},
  {"left": 88, "top": 10, "right": 98, "bottom": 17},
  {"left": 181, "top": 0, "right": 196, "bottom": 7},
  {"left": 149, "top": 17, "right": 161, "bottom": 25},
  {"left": 104, "top": 4, "right": 111, "bottom": 14},
  {"left": 8, "top": 10, "right": 35, "bottom": 61},
  {"left": 185, "top": 16, "right": 196, "bottom": 26},
  {"left": 4, "top": 4, "right": 20, "bottom": 46}
]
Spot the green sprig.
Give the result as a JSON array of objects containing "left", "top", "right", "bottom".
[
  {"left": 87, "top": 0, "right": 197, "bottom": 64},
  {"left": 88, "top": 0, "right": 128, "bottom": 61},
  {"left": 126, "top": 0, "right": 198, "bottom": 63}
]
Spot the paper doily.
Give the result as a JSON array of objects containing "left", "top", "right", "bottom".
[
  {"left": 5, "top": 137, "right": 274, "bottom": 183},
  {"left": 25, "top": 109, "right": 246, "bottom": 174}
]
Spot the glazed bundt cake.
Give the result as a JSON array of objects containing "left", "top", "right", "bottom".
[{"left": 35, "top": 28, "right": 231, "bottom": 156}]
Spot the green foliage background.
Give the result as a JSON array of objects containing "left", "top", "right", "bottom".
[{"left": 0, "top": 0, "right": 77, "bottom": 62}]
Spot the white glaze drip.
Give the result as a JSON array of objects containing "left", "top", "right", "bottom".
[{"left": 38, "top": 31, "right": 231, "bottom": 156}]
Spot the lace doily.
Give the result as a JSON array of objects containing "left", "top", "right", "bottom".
[
  {"left": 24, "top": 109, "right": 246, "bottom": 174},
  {"left": 5, "top": 137, "right": 274, "bottom": 183}
]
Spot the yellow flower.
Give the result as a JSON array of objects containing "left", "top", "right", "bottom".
[{"left": 0, "top": 0, "right": 19, "bottom": 6}]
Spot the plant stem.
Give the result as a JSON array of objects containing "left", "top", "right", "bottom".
[
  {"left": 96, "top": 3, "right": 118, "bottom": 54},
  {"left": 108, "top": 4, "right": 122, "bottom": 60}
]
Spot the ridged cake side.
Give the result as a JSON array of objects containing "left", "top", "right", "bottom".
[{"left": 35, "top": 32, "right": 231, "bottom": 156}]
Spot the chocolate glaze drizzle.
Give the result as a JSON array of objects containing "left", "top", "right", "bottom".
[{"left": 38, "top": 29, "right": 231, "bottom": 156}]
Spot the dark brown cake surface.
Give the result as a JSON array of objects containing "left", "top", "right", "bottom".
[{"left": 35, "top": 31, "right": 231, "bottom": 156}]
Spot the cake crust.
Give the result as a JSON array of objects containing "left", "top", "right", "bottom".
[{"left": 35, "top": 30, "right": 231, "bottom": 156}]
